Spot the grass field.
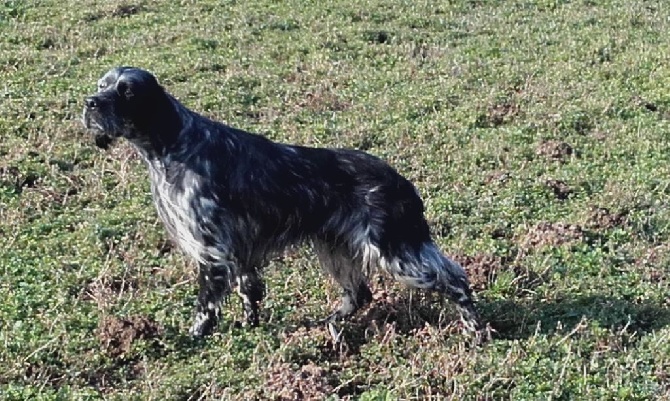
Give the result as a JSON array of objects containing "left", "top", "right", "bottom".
[{"left": 1, "top": 0, "right": 670, "bottom": 399}]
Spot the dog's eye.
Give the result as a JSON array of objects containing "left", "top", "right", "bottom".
[
  {"left": 116, "top": 82, "right": 134, "bottom": 99},
  {"left": 97, "top": 81, "right": 107, "bottom": 91}
]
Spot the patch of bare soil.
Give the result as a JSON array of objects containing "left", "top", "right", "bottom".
[
  {"left": 356, "top": 280, "right": 484, "bottom": 337},
  {"left": 453, "top": 253, "right": 506, "bottom": 291},
  {"left": 111, "top": 3, "right": 145, "bottom": 18},
  {"left": 520, "top": 222, "right": 584, "bottom": 249},
  {"left": 475, "top": 102, "right": 520, "bottom": 128},
  {"left": 454, "top": 253, "right": 545, "bottom": 298},
  {"left": 263, "top": 361, "right": 335, "bottom": 401},
  {"left": 359, "top": 286, "right": 407, "bottom": 326},
  {"left": 299, "top": 86, "right": 349, "bottom": 112},
  {"left": 83, "top": 3, "right": 146, "bottom": 23},
  {"left": 488, "top": 102, "right": 520, "bottom": 126},
  {"left": 586, "top": 206, "right": 628, "bottom": 230},
  {"left": 97, "top": 315, "right": 162, "bottom": 358},
  {"left": 536, "top": 140, "right": 573, "bottom": 161},
  {"left": 545, "top": 179, "right": 572, "bottom": 200}
]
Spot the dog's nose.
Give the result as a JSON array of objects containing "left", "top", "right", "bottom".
[{"left": 85, "top": 97, "right": 97, "bottom": 109}]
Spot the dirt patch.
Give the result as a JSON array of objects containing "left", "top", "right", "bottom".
[
  {"left": 83, "top": 3, "right": 145, "bottom": 22},
  {"left": 488, "top": 102, "right": 519, "bottom": 127},
  {"left": 299, "top": 87, "right": 349, "bottom": 113},
  {"left": 97, "top": 315, "right": 162, "bottom": 358},
  {"left": 586, "top": 206, "right": 627, "bottom": 230},
  {"left": 520, "top": 222, "right": 584, "bottom": 249},
  {"left": 357, "top": 282, "right": 470, "bottom": 336},
  {"left": 545, "top": 179, "right": 572, "bottom": 200},
  {"left": 473, "top": 102, "right": 520, "bottom": 128},
  {"left": 360, "top": 286, "right": 406, "bottom": 326},
  {"left": 453, "top": 252, "right": 544, "bottom": 296},
  {"left": 262, "top": 361, "right": 335, "bottom": 400},
  {"left": 111, "top": 3, "right": 145, "bottom": 18},
  {"left": 536, "top": 140, "right": 573, "bottom": 161},
  {"left": 453, "top": 253, "right": 505, "bottom": 291}
]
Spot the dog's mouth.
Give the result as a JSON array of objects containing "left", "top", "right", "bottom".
[{"left": 82, "top": 108, "right": 117, "bottom": 149}]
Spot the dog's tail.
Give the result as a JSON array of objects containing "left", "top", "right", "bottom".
[{"left": 375, "top": 241, "right": 481, "bottom": 332}]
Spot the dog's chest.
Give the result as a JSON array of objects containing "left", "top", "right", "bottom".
[{"left": 148, "top": 165, "right": 207, "bottom": 264}]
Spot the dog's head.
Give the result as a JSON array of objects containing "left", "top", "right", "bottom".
[{"left": 82, "top": 67, "right": 167, "bottom": 149}]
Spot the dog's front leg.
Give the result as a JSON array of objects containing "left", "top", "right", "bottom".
[{"left": 189, "top": 261, "right": 234, "bottom": 337}]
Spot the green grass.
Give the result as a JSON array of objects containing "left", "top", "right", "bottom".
[{"left": 1, "top": 0, "right": 669, "bottom": 399}]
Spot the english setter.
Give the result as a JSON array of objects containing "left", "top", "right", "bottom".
[{"left": 82, "top": 67, "right": 482, "bottom": 338}]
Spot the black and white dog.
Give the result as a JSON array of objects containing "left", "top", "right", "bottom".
[{"left": 82, "top": 67, "right": 482, "bottom": 337}]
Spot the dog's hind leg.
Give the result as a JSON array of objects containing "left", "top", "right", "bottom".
[
  {"left": 381, "top": 241, "right": 482, "bottom": 333},
  {"left": 189, "top": 261, "right": 234, "bottom": 337},
  {"left": 313, "top": 241, "right": 373, "bottom": 323},
  {"left": 235, "top": 271, "right": 264, "bottom": 327}
]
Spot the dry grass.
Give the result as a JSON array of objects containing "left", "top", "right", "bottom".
[{"left": 1, "top": 0, "right": 670, "bottom": 399}]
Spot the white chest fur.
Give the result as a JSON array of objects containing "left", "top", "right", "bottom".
[{"left": 148, "top": 165, "right": 207, "bottom": 265}]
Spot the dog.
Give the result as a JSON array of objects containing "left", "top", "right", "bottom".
[{"left": 82, "top": 67, "right": 482, "bottom": 337}]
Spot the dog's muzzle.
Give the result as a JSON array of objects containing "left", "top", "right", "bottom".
[{"left": 82, "top": 96, "right": 115, "bottom": 149}]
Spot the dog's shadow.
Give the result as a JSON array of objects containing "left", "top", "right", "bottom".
[
  {"left": 150, "top": 293, "right": 669, "bottom": 365},
  {"left": 482, "top": 294, "right": 670, "bottom": 339},
  {"left": 321, "top": 293, "right": 670, "bottom": 355}
]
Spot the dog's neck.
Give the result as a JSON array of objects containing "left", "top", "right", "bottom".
[{"left": 128, "top": 94, "right": 186, "bottom": 161}]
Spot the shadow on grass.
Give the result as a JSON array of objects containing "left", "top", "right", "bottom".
[
  {"left": 23, "top": 294, "right": 657, "bottom": 398},
  {"left": 78, "top": 293, "right": 668, "bottom": 381},
  {"left": 302, "top": 293, "right": 670, "bottom": 357},
  {"left": 482, "top": 294, "right": 670, "bottom": 340}
]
